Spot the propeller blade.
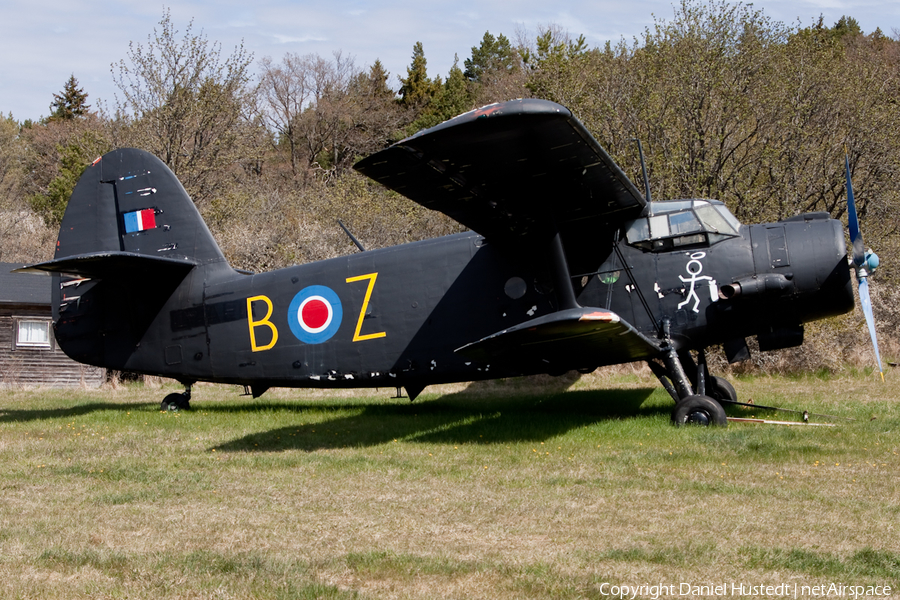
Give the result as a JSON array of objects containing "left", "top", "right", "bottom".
[
  {"left": 845, "top": 155, "right": 884, "bottom": 381},
  {"left": 845, "top": 155, "right": 866, "bottom": 266},
  {"left": 857, "top": 277, "right": 885, "bottom": 381}
]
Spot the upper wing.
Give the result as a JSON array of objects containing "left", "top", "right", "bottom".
[{"left": 354, "top": 99, "right": 646, "bottom": 267}]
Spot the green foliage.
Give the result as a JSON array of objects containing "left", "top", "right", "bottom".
[
  {"left": 28, "top": 129, "right": 109, "bottom": 226},
  {"left": 0, "top": 114, "right": 22, "bottom": 196},
  {"left": 464, "top": 31, "right": 516, "bottom": 82},
  {"left": 0, "top": 114, "right": 28, "bottom": 262},
  {"left": 398, "top": 41, "right": 440, "bottom": 108},
  {"left": 523, "top": 26, "right": 594, "bottom": 107},
  {"left": 520, "top": 0, "right": 900, "bottom": 268},
  {"left": 362, "top": 59, "right": 394, "bottom": 100},
  {"left": 437, "top": 56, "right": 472, "bottom": 116},
  {"left": 741, "top": 546, "right": 900, "bottom": 580},
  {"left": 407, "top": 55, "right": 474, "bottom": 132}
]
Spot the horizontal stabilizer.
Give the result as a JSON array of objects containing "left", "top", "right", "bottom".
[
  {"left": 16, "top": 251, "right": 196, "bottom": 279},
  {"left": 455, "top": 307, "right": 659, "bottom": 366},
  {"left": 19, "top": 252, "right": 197, "bottom": 371}
]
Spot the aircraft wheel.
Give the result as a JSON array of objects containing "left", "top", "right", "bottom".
[
  {"left": 708, "top": 376, "right": 737, "bottom": 403},
  {"left": 672, "top": 395, "right": 727, "bottom": 427},
  {"left": 161, "top": 392, "right": 191, "bottom": 411}
]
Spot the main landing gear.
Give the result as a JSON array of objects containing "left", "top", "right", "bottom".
[
  {"left": 647, "top": 348, "right": 732, "bottom": 427},
  {"left": 161, "top": 383, "right": 192, "bottom": 411}
]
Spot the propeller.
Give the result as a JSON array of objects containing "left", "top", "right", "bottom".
[{"left": 845, "top": 155, "right": 884, "bottom": 381}]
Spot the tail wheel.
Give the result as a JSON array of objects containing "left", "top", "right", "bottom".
[
  {"left": 161, "top": 392, "right": 191, "bottom": 411},
  {"left": 672, "top": 395, "right": 727, "bottom": 427}
]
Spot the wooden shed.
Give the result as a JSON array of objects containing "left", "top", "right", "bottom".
[{"left": 0, "top": 263, "right": 104, "bottom": 388}]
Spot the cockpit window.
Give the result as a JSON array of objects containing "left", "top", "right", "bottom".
[
  {"left": 669, "top": 211, "right": 702, "bottom": 235},
  {"left": 625, "top": 199, "right": 741, "bottom": 251}
]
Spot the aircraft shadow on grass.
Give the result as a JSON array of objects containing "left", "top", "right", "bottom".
[
  {"left": 0, "top": 402, "right": 158, "bottom": 423},
  {"left": 211, "top": 387, "right": 662, "bottom": 453}
]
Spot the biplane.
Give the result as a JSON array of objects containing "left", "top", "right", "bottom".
[{"left": 20, "top": 99, "right": 881, "bottom": 426}]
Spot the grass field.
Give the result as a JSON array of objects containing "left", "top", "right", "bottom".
[{"left": 1, "top": 368, "right": 898, "bottom": 599}]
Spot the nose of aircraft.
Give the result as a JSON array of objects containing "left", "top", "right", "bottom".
[{"left": 779, "top": 216, "right": 854, "bottom": 321}]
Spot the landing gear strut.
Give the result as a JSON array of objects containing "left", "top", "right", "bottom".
[
  {"left": 161, "top": 384, "right": 192, "bottom": 411},
  {"left": 648, "top": 347, "right": 730, "bottom": 427}
]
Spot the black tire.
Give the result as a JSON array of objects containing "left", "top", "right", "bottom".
[
  {"left": 672, "top": 395, "right": 728, "bottom": 427},
  {"left": 708, "top": 376, "right": 737, "bottom": 403},
  {"left": 161, "top": 392, "right": 191, "bottom": 411}
]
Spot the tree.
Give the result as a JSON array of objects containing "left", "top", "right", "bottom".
[
  {"left": 0, "top": 115, "right": 27, "bottom": 261},
  {"left": 521, "top": 25, "right": 593, "bottom": 109},
  {"left": 258, "top": 52, "right": 318, "bottom": 175},
  {"left": 436, "top": 56, "right": 472, "bottom": 118},
  {"left": 49, "top": 75, "right": 90, "bottom": 120},
  {"left": 28, "top": 134, "right": 106, "bottom": 226},
  {"left": 463, "top": 31, "right": 527, "bottom": 105},
  {"left": 258, "top": 51, "right": 395, "bottom": 178},
  {"left": 345, "top": 60, "right": 406, "bottom": 156},
  {"left": 521, "top": 25, "right": 588, "bottom": 68},
  {"left": 831, "top": 15, "right": 863, "bottom": 39},
  {"left": 398, "top": 42, "right": 439, "bottom": 109},
  {"left": 111, "top": 8, "right": 257, "bottom": 205},
  {"left": 363, "top": 59, "right": 394, "bottom": 99},
  {"left": 464, "top": 32, "right": 516, "bottom": 83},
  {"left": 406, "top": 55, "right": 473, "bottom": 132},
  {"left": 23, "top": 116, "right": 110, "bottom": 227},
  {"left": 297, "top": 51, "right": 361, "bottom": 175},
  {"left": 0, "top": 115, "right": 59, "bottom": 263},
  {"left": 0, "top": 115, "right": 21, "bottom": 204}
]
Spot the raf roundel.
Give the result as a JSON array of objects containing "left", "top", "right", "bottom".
[{"left": 288, "top": 285, "right": 343, "bottom": 344}]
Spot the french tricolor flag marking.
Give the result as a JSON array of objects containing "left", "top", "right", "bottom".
[{"left": 124, "top": 208, "right": 157, "bottom": 233}]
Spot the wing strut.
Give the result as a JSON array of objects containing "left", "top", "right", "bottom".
[
  {"left": 612, "top": 235, "right": 662, "bottom": 337},
  {"left": 550, "top": 231, "right": 580, "bottom": 311}
]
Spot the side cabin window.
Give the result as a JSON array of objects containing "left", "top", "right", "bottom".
[
  {"left": 16, "top": 319, "right": 52, "bottom": 349},
  {"left": 624, "top": 200, "right": 741, "bottom": 252}
]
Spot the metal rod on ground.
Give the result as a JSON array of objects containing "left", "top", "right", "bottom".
[{"left": 718, "top": 398, "right": 854, "bottom": 421}]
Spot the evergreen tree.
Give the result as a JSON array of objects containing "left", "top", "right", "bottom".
[
  {"left": 49, "top": 75, "right": 90, "bottom": 120},
  {"left": 398, "top": 42, "right": 438, "bottom": 108},
  {"left": 832, "top": 15, "right": 862, "bottom": 38},
  {"left": 365, "top": 59, "right": 395, "bottom": 99},
  {"left": 464, "top": 32, "right": 516, "bottom": 82},
  {"left": 433, "top": 55, "right": 472, "bottom": 120}
]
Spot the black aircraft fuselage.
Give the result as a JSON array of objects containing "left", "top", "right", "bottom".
[
  {"left": 51, "top": 202, "right": 850, "bottom": 395},
  {"left": 25, "top": 99, "right": 855, "bottom": 423}
]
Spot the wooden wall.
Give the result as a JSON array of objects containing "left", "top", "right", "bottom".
[{"left": 0, "top": 305, "right": 105, "bottom": 389}]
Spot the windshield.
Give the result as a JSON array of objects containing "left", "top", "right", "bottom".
[{"left": 625, "top": 200, "right": 741, "bottom": 251}]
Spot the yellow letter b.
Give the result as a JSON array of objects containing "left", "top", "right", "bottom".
[{"left": 247, "top": 295, "right": 278, "bottom": 351}]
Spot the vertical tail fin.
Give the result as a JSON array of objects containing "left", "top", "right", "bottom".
[{"left": 50, "top": 148, "right": 227, "bottom": 267}]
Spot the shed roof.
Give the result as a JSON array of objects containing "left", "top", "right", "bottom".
[{"left": 0, "top": 263, "right": 52, "bottom": 305}]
